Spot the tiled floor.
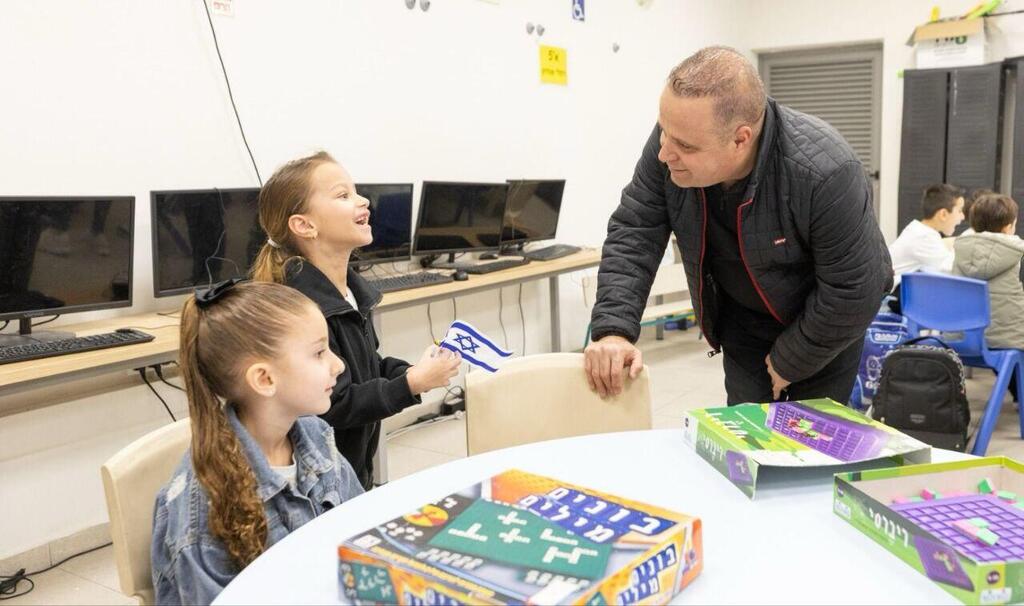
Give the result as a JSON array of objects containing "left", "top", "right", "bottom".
[{"left": 8, "top": 329, "right": 1024, "bottom": 604}]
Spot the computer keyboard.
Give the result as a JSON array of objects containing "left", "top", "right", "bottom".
[
  {"left": 0, "top": 328, "right": 155, "bottom": 365},
  {"left": 461, "top": 258, "right": 531, "bottom": 274},
  {"left": 523, "top": 244, "right": 582, "bottom": 261},
  {"left": 367, "top": 272, "right": 454, "bottom": 293}
]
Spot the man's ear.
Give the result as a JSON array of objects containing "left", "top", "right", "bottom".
[
  {"left": 733, "top": 124, "right": 754, "bottom": 150},
  {"left": 244, "top": 362, "right": 276, "bottom": 398}
]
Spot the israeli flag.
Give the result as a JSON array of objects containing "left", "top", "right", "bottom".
[{"left": 439, "top": 320, "right": 513, "bottom": 373}]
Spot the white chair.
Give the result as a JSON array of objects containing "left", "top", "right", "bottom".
[
  {"left": 465, "top": 353, "right": 652, "bottom": 455},
  {"left": 100, "top": 418, "right": 191, "bottom": 605}
]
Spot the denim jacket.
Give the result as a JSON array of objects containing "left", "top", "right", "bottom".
[{"left": 150, "top": 407, "right": 363, "bottom": 605}]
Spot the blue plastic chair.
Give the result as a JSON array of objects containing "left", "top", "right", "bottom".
[{"left": 901, "top": 273, "right": 1024, "bottom": 455}]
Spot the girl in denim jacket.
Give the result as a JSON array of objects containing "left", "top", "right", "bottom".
[{"left": 150, "top": 280, "right": 363, "bottom": 605}]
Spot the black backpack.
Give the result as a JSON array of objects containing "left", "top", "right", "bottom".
[{"left": 871, "top": 336, "right": 971, "bottom": 451}]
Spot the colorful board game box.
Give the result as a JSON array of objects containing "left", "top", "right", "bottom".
[
  {"left": 834, "top": 457, "right": 1024, "bottom": 605},
  {"left": 681, "top": 398, "right": 931, "bottom": 498},
  {"left": 337, "top": 469, "right": 702, "bottom": 605}
]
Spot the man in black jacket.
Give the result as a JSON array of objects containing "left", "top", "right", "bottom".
[{"left": 585, "top": 46, "right": 892, "bottom": 405}]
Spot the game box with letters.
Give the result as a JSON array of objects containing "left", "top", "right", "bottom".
[
  {"left": 337, "top": 469, "right": 702, "bottom": 605},
  {"left": 835, "top": 457, "right": 1024, "bottom": 605},
  {"left": 682, "top": 398, "right": 931, "bottom": 498}
]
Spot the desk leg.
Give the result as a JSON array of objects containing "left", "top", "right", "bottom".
[
  {"left": 549, "top": 275, "right": 561, "bottom": 352},
  {"left": 373, "top": 429, "right": 388, "bottom": 487},
  {"left": 371, "top": 312, "right": 389, "bottom": 487},
  {"left": 655, "top": 295, "right": 664, "bottom": 340}
]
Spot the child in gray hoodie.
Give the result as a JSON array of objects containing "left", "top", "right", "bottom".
[{"left": 953, "top": 194, "right": 1024, "bottom": 349}]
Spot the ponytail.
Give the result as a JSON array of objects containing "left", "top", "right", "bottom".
[{"left": 178, "top": 296, "right": 267, "bottom": 570}]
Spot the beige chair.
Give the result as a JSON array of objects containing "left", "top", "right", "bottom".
[
  {"left": 465, "top": 353, "right": 652, "bottom": 455},
  {"left": 101, "top": 418, "right": 191, "bottom": 605}
]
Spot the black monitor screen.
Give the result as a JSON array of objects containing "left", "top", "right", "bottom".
[
  {"left": 502, "top": 179, "right": 566, "bottom": 245},
  {"left": 151, "top": 189, "right": 264, "bottom": 297},
  {"left": 0, "top": 197, "right": 134, "bottom": 319},
  {"left": 413, "top": 182, "right": 508, "bottom": 254},
  {"left": 351, "top": 183, "right": 413, "bottom": 265}
]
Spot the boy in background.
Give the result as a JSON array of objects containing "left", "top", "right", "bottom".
[{"left": 953, "top": 194, "right": 1024, "bottom": 349}]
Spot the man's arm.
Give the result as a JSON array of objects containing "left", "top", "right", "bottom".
[
  {"left": 769, "top": 160, "right": 893, "bottom": 383},
  {"left": 590, "top": 124, "right": 673, "bottom": 343}
]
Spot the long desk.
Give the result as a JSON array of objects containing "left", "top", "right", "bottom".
[{"left": 0, "top": 249, "right": 601, "bottom": 398}]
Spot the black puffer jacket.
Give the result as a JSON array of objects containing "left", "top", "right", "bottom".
[
  {"left": 591, "top": 98, "right": 893, "bottom": 383},
  {"left": 286, "top": 262, "right": 419, "bottom": 489}
]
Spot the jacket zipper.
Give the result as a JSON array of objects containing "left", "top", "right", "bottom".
[
  {"left": 697, "top": 188, "right": 720, "bottom": 355},
  {"left": 736, "top": 198, "right": 784, "bottom": 324}
]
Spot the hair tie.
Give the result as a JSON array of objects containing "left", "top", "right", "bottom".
[
  {"left": 195, "top": 278, "right": 247, "bottom": 308},
  {"left": 267, "top": 237, "right": 281, "bottom": 249}
]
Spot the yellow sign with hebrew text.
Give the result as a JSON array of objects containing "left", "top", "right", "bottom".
[{"left": 539, "top": 45, "right": 567, "bottom": 85}]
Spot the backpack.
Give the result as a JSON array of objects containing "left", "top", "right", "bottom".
[
  {"left": 871, "top": 336, "right": 971, "bottom": 451},
  {"left": 849, "top": 312, "right": 912, "bottom": 411}
]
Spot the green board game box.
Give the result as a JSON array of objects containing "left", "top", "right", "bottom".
[
  {"left": 681, "top": 398, "right": 931, "bottom": 498},
  {"left": 337, "top": 469, "right": 702, "bottom": 605},
  {"left": 834, "top": 457, "right": 1024, "bottom": 605}
]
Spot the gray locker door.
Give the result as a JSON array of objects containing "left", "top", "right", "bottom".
[
  {"left": 898, "top": 69, "right": 948, "bottom": 232},
  {"left": 1012, "top": 60, "right": 1024, "bottom": 215},
  {"left": 946, "top": 63, "right": 1004, "bottom": 197}
]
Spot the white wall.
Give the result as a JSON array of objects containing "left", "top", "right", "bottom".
[
  {"left": 739, "top": 0, "right": 1024, "bottom": 242},
  {"left": 0, "top": 0, "right": 743, "bottom": 559}
]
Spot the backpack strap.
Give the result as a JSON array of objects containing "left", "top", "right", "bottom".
[{"left": 904, "top": 335, "right": 953, "bottom": 349}]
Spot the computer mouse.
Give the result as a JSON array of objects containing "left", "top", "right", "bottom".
[{"left": 452, "top": 270, "right": 469, "bottom": 281}]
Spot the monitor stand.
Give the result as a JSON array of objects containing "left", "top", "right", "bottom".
[
  {"left": 0, "top": 318, "right": 75, "bottom": 347},
  {"left": 427, "top": 252, "right": 474, "bottom": 270},
  {"left": 496, "top": 243, "right": 525, "bottom": 257}
]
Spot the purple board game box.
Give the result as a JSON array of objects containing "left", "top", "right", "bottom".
[
  {"left": 835, "top": 457, "right": 1024, "bottom": 604},
  {"left": 684, "top": 398, "right": 930, "bottom": 498}
]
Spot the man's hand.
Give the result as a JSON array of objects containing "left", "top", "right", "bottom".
[
  {"left": 584, "top": 336, "right": 643, "bottom": 398},
  {"left": 765, "top": 354, "right": 791, "bottom": 400}
]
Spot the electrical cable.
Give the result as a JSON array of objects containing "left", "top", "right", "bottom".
[
  {"left": 138, "top": 368, "right": 178, "bottom": 421},
  {"left": 0, "top": 542, "right": 113, "bottom": 600},
  {"left": 200, "top": 0, "right": 262, "bottom": 186}
]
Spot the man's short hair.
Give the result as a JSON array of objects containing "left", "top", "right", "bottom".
[
  {"left": 921, "top": 184, "right": 964, "bottom": 219},
  {"left": 970, "top": 194, "right": 1019, "bottom": 233},
  {"left": 667, "top": 46, "right": 766, "bottom": 134}
]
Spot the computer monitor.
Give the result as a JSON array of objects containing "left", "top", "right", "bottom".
[
  {"left": 350, "top": 183, "right": 413, "bottom": 266},
  {"left": 413, "top": 181, "right": 509, "bottom": 256},
  {"left": 150, "top": 188, "right": 264, "bottom": 297},
  {"left": 501, "top": 179, "right": 567, "bottom": 246},
  {"left": 0, "top": 196, "right": 135, "bottom": 340}
]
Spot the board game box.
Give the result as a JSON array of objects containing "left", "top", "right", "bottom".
[
  {"left": 337, "top": 469, "right": 702, "bottom": 605},
  {"left": 681, "top": 398, "right": 931, "bottom": 498},
  {"left": 834, "top": 457, "right": 1024, "bottom": 605}
]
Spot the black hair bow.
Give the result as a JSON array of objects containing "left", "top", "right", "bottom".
[{"left": 195, "top": 278, "right": 247, "bottom": 308}]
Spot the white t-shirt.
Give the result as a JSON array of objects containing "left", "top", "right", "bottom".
[
  {"left": 342, "top": 289, "right": 358, "bottom": 312},
  {"left": 271, "top": 456, "right": 298, "bottom": 491},
  {"left": 888, "top": 220, "right": 954, "bottom": 285}
]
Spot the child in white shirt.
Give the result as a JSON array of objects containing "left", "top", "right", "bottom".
[{"left": 889, "top": 183, "right": 965, "bottom": 286}]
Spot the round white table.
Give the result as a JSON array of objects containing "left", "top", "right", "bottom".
[{"left": 215, "top": 429, "right": 964, "bottom": 605}]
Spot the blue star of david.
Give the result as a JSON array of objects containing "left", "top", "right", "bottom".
[{"left": 453, "top": 334, "right": 479, "bottom": 354}]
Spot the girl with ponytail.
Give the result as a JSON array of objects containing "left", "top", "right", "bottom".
[
  {"left": 251, "top": 152, "right": 460, "bottom": 489},
  {"left": 150, "top": 280, "right": 363, "bottom": 605}
]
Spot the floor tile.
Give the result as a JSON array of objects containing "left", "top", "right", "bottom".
[
  {"left": 388, "top": 416, "right": 467, "bottom": 457},
  {"left": 384, "top": 443, "right": 460, "bottom": 481},
  {"left": 58, "top": 544, "right": 121, "bottom": 594},
  {"left": 1, "top": 567, "right": 134, "bottom": 606}
]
